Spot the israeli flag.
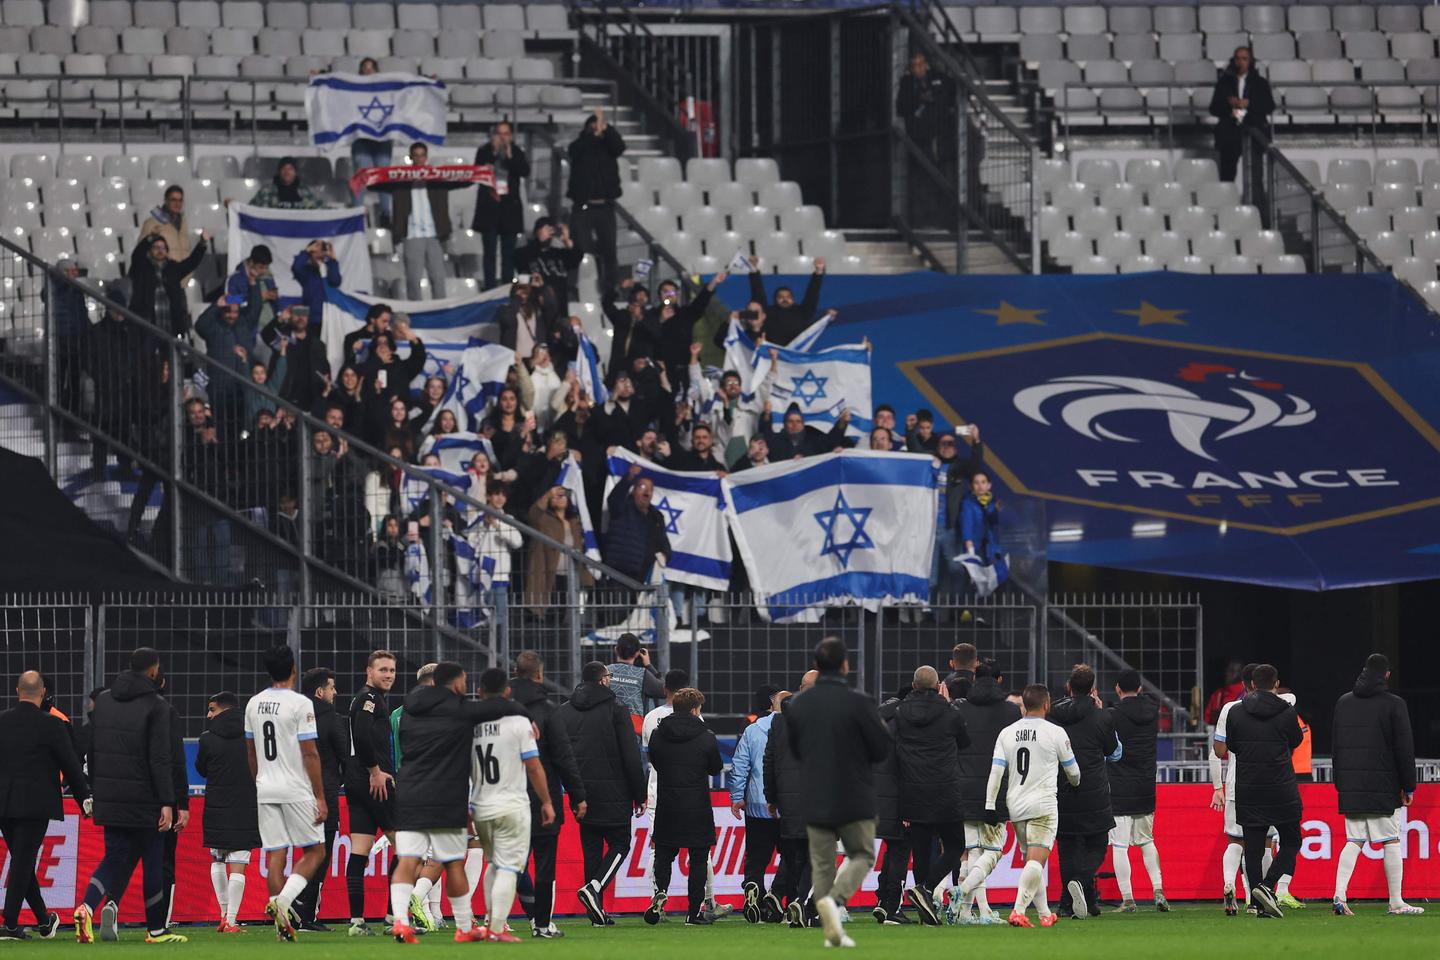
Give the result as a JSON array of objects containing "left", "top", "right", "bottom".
[
  {"left": 758, "top": 342, "right": 873, "bottom": 438},
  {"left": 306, "top": 72, "right": 448, "bottom": 151},
  {"left": 722, "top": 450, "right": 938, "bottom": 622},
  {"left": 229, "top": 204, "right": 372, "bottom": 302},
  {"left": 721, "top": 312, "right": 831, "bottom": 401},
  {"left": 322, "top": 285, "right": 509, "bottom": 394},
  {"left": 603, "top": 448, "right": 732, "bottom": 592},
  {"left": 417, "top": 431, "right": 497, "bottom": 472},
  {"left": 576, "top": 327, "right": 609, "bottom": 405},
  {"left": 400, "top": 465, "right": 478, "bottom": 517},
  {"left": 556, "top": 453, "right": 600, "bottom": 561}
]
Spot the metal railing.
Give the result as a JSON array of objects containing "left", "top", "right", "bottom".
[
  {"left": 0, "top": 235, "right": 647, "bottom": 662},
  {"left": 1, "top": 73, "right": 619, "bottom": 153}
]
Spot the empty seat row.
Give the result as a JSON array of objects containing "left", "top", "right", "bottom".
[
  {"left": 1043, "top": 201, "right": 1263, "bottom": 237},
  {"left": 0, "top": 51, "right": 557, "bottom": 80},
  {"left": 1, "top": 0, "right": 567, "bottom": 33},
  {"left": 957, "top": 5, "right": 1440, "bottom": 41},
  {"left": 1022, "top": 31, "right": 1435, "bottom": 68}
]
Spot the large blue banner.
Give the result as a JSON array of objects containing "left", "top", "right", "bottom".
[{"left": 716, "top": 271, "right": 1440, "bottom": 590}]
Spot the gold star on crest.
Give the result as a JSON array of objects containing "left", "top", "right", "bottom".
[
  {"left": 977, "top": 301, "right": 1047, "bottom": 326},
  {"left": 1117, "top": 301, "right": 1188, "bottom": 326}
]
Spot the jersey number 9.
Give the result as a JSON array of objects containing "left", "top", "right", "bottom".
[{"left": 1015, "top": 747, "right": 1030, "bottom": 784}]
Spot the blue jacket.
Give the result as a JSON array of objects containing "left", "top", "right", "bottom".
[
  {"left": 291, "top": 249, "right": 342, "bottom": 325},
  {"left": 194, "top": 303, "right": 259, "bottom": 396},
  {"left": 225, "top": 264, "right": 271, "bottom": 332},
  {"left": 959, "top": 493, "right": 999, "bottom": 562},
  {"left": 728, "top": 712, "right": 775, "bottom": 819}
]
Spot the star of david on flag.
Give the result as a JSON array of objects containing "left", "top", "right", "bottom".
[
  {"left": 357, "top": 96, "right": 395, "bottom": 123},
  {"left": 790, "top": 369, "right": 829, "bottom": 404},
  {"left": 813, "top": 491, "right": 873, "bottom": 568},
  {"left": 655, "top": 496, "right": 684, "bottom": 536}
]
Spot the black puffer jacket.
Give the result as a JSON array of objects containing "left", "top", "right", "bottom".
[
  {"left": 554, "top": 681, "right": 645, "bottom": 826},
  {"left": 311, "top": 694, "right": 349, "bottom": 806},
  {"left": 1227, "top": 690, "right": 1303, "bottom": 827},
  {"left": 566, "top": 119, "right": 625, "bottom": 202},
  {"left": 194, "top": 707, "right": 259, "bottom": 851},
  {"left": 785, "top": 675, "right": 892, "bottom": 826},
  {"left": 1108, "top": 694, "right": 1160, "bottom": 816},
  {"left": 395, "top": 686, "right": 527, "bottom": 830},
  {"left": 511, "top": 677, "right": 587, "bottom": 835},
  {"left": 648, "top": 712, "right": 723, "bottom": 849},
  {"left": 1048, "top": 695, "right": 1117, "bottom": 836},
  {"left": 1333, "top": 668, "right": 1416, "bottom": 815},
  {"left": 88, "top": 671, "right": 175, "bottom": 829},
  {"left": 955, "top": 677, "right": 1020, "bottom": 821},
  {"left": 763, "top": 705, "right": 806, "bottom": 839},
  {"left": 874, "top": 697, "right": 904, "bottom": 840},
  {"left": 890, "top": 689, "right": 970, "bottom": 824}
]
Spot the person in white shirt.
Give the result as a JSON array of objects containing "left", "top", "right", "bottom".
[
  {"left": 470, "top": 668, "right": 555, "bottom": 942},
  {"left": 983, "top": 683, "right": 1080, "bottom": 928},
  {"left": 245, "top": 644, "right": 328, "bottom": 941},
  {"left": 393, "top": 142, "right": 449, "bottom": 300}
]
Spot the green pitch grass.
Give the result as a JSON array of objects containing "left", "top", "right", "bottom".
[{"left": 28, "top": 905, "right": 1438, "bottom": 959}]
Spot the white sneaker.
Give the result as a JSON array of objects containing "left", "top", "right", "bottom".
[
  {"left": 815, "top": 896, "right": 846, "bottom": 947},
  {"left": 1067, "top": 881, "right": 1089, "bottom": 919},
  {"left": 824, "top": 934, "right": 856, "bottom": 948}
]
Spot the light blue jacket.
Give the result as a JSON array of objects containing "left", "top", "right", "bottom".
[{"left": 728, "top": 712, "right": 775, "bottom": 819}]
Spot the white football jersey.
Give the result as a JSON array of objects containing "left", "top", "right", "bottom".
[
  {"left": 244, "top": 687, "right": 318, "bottom": 804},
  {"left": 991, "top": 716, "right": 1077, "bottom": 822},
  {"left": 642, "top": 703, "right": 672, "bottom": 813},
  {"left": 470, "top": 714, "right": 539, "bottom": 820},
  {"left": 1214, "top": 699, "right": 1239, "bottom": 790}
]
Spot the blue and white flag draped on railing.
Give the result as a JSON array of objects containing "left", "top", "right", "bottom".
[
  {"left": 306, "top": 72, "right": 448, "bottom": 151},
  {"left": 721, "top": 312, "right": 831, "bottom": 401},
  {"left": 576, "top": 327, "right": 609, "bottom": 405},
  {"left": 603, "top": 448, "right": 732, "bottom": 592},
  {"left": 400, "top": 465, "right": 478, "bottom": 518},
  {"left": 722, "top": 450, "right": 938, "bottom": 622},
  {"left": 556, "top": 453, "right": 600, "bottom": 561},
  {"left": 322, "top": 285, "right": 508, "bottom": 396},
  {"left": 756, "top": 342, "right": 873, "bottom": 439},
  {"left": 417, "top": 431, "right": 497, "bottom": 472},
  {"left": 229, "top": 204, "right": 372, "bottom": 301}
]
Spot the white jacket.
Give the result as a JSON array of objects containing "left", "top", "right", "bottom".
[{"left": 467, "top": 516, "right": 524, "bottom": 584}]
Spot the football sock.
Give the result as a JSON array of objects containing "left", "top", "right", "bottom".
[
  {"left": 1141, "top": 842, "right": 1164, "bottom": 893},
  {"left": 1383, "top": 843, "right": 1406, "bottom": 908},
  {"left": 277, "top": 873, "right": 308, "bottom": 912},
  {"left": 1015, "top": 861, "right": 1043, "bottom": 914},
  {"left": 1261, "top": 847, "right": 1274, "bottom": 883},
  {"left": 1277, "top": 874, "right": 1293, "bottom": 898},
  {"left": 974, "top": 883, "right": 991, "bottom": 916},
  {"left": 390, "top": 882, "right": 414, "bottom": 928},
  {"left": 210, "top": 862, "right": 228, "bottom": 920},
  {"left": 448, "top": 892, "right": 474, "bottom": 932},
  {"left": 225, "top": 873, "right": 245, "bottom": 926},
  {"left": 1334, "top": 842, "right": 1360, "bottom": 901},
  {"left": 347, "top": 853, "right": 368, "bottom": 922},
  {"left": 464, "top": 850, "right": 485, "bottom": 901},
  {"left": 487, "top": 869, "right": 518, "bottom": 931},
  {"left": 705, "top": 862, "right": 716, "bottom": 901},
  {"left": 1034, "top": 874, "right": 1052, "bottom": 918},
  {"left": 427, "top": 880, "right": 443, "bottom": 921},
  {"left": 1222, "top": 843, "right": 1243, "bottom": 894},
  {"left": 1113, "top": 846, "right": 1134, "bottom": 901},
  {"left": 412, "top": 877, "right": 433, "bottom": 919}
]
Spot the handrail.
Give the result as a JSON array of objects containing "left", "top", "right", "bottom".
[
  {"left": 890, "top": 215, "right": 949, "bottom": 273},
  {"left": 0, "top": 234, "right": 646, "bottom": 593}
]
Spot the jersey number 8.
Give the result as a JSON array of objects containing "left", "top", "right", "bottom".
[{"left": 262, "top": 721, "right": 278, "bottom": 762}]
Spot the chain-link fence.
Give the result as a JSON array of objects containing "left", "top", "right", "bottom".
[{"left": 0, "top": 594, "right": 94, "bottom": 723}]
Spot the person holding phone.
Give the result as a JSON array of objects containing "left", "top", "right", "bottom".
[{"left": 292, "top": 240, "right": 343, "bottom": 334}]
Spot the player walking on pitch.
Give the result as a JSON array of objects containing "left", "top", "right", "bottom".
[
  {"left": 986, "top": 683, "right": 1081, "bottom": 928},
  {"left": 244, "top": 645, "right": 329, "bottom": 941}
]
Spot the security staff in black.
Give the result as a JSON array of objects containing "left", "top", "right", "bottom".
[
  {"left": 0, "top": 670, "right": 90, "bottom": 939},
  {"left": 1106, "top": 669, "right": 1166, "bottom": 910},
  {"left": 344, "top": 651, "right": 398, "bottom": 933},
  {"left": 293, "top": 668, "right": 350, "bottom": 930},
  {"left": 509, "top": 653, "right": 588, "bottom": 938},
  {"left": 194, "top": 691, "right": 258, "bottom": 930},
  {"left": 1047, "top": 664, "right": 1120, "bottom": 920},
  {"left": 763, "top": 677, "right": 814, "bottom": 925},
  {"left": 76, "top": 647, "right": 177, "bottom": 943},
  {"left": 1215, "top": 664, "right": 1302, "bottom": 919},
  {"left": 556, "top": 661, "right": 645, "bottom": 926},
  {"left": 890, "top": 667, "right": 970, "bottom": 926}
]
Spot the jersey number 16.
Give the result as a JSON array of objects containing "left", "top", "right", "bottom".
[{"left": 475, "top": 743, "right": 501, "bottom": 785}]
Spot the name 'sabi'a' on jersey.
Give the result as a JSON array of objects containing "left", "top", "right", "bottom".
[
  {"left": 992, "top": 716, "right": 1077, "bottom": 822},
  {"left": 469, "top": 714, "right": 539, "bottom": 820},
  {"left": 244, "top": 687, "right": 318, "bottom": 804}
]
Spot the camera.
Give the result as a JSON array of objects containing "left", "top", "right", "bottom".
[{"left": 739, "top": 309, "right": 759, "bottom": 321}]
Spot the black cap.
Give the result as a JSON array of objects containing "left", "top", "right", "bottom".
[{"left": 248, "top": 244, "right": 272, "bottom": 265}]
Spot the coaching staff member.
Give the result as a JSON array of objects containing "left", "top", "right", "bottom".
[
  {"left": 345, "top": 650, "right": 398, "bottom": 934},
  {"left": 1048, "top": 664, "right": 1119, "bottom": 920},
  {"left": 1331, "top": 653, "right": 1422, "bottom": 915},
  {"left": 558, "top": 661, "right": 645, "bottom": 926},
  {"left": 194, "top": 691, "right": 258, "bottom": 933},
  {"left": 75, "top": 648, "right": 179, "bottom": 943},
  {"left": 950, "top": 661, "right": 1020, "bottom": 923},
  {"left": 509, "top": 652, "right": 588, "bottom": 938},
  {"left": 0, "top": 671, "right": 89, "bottom": 940},
  {"left": 763, "top": 673, "right": 816, "bottom": 927},
  {"left": 294, "top": 668, "right": 349, "bottom": 930},
  {"left": 785, "top": 638, "right": 891, "bottom": 948},
  {"left": 1215, "top": 663, "right": 1302, "bottom": 919},
  {"left": 1108, "top": 669, "right": 1167, "bottom": 912}
]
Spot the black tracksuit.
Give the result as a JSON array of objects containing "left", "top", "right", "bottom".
[
  {"left": 890, "top": 689, "right": 970, "bottom": 890},
  {"left": 295, "top": 695, "right": 348, "bottom": 923},
  {"left": 1226, "top": 690, "right": 1304, "bottom": 893},
  {"left": 194, "top": 708, "right": 259, "bottom": 853},
  {"left": 1333, "top": 668, "right": 1417, "bottom": 816},
  {"left": 0, "top": 701, "right": 89, "bottom": 930},
  {"left": 1108, "top": 695, "right": 1160, "bottom": 818},
  {"left": 510, "top": 678, "right": 587, "bottom": 929},
  {"left": 762, "top": 704, "right": 810, "bottom": 907},
  {"left": 81, "top": 671, "right": 175, "bottom": 934},
  {"left": 396, "top": 686, "right": 527, "bottom": 830},
  {"left": 1048, "top": 695, "right": 1118, "bottom": 916},
  {"left": 648, "top": 713, "right": 723, "bottom": 918},
  {"left": 555, "top": 682, "right": 645, "bottom": 902}
]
